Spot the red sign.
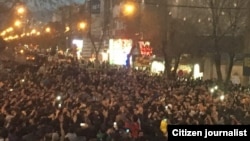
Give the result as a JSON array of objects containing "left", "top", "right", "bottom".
[{"left": 138, "top": 41, "right": 152, "bottom": 56}]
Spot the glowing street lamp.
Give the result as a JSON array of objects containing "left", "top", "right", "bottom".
[
  {"left": 6, "top": 27, "right": 13, "bottom": 32},
  {"left": 1, "top": 31, "right": 6, "bottom": 36},
  {"left": 65, "top": 26, "right": 70, "bottom": 32},
  {"left": 123, "top": 3, "right": 135, "bottom": 16},
  {"left": 45, "top": 27, "right": 51, "bottom": 33},
  {"left": 14, "top": 35, "right": 19, "bottom": 39},
  {"left": 21, "top": 33, "right": 25, "bottom": 37},
  {"left": 17, "top": 6, "right": 25, "bottom": 15},
  {"left": 20, "top": 49, "right": 24, "bottom": 54},
  {"left": 220, "top": 95, "right": 225, "bottom": 101},
  {"left": 31, "top": 29, "right": 36, "bottom": 34},
  {"left": 14, "top": 20, "right": 22, "bottom": 27},
  {"left": 78, "top": 22, "right": 87, "bottom": 30}
]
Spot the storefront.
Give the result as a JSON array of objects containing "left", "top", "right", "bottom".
[
  {"left": 151, "top": 60, "right": 165, "bottom": 74},
  {"left": 133, "top": 40, "right": 153, "bottom": 69}
]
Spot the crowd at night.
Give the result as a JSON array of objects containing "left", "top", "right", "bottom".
[
  {"left": 0, "top": 0, "right": 250, "bottom": 140},
  {"left": 0, "top": 60, "right": 248, "bottom": 141}
]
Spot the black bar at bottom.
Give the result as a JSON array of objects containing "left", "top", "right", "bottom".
[{"left": 168, "top": 125, "right": 250, "bottom": 140}]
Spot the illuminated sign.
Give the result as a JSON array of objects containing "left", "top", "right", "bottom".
[
  {"left": 151, "top": 61, "right": 165, "bottom": 74},
  {"left": 109, "top": 39, "right": 132, "bottom": 65},
  {"left": 138, "top": 41, "right": 152, "bottom": 56},
  {"left": 134, "top": 56, "right": 151, "bottom": 66}
]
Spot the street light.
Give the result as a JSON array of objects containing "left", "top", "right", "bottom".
[
  {"left": 6, "top": 27, "right": 14, "bottom": 32},
  {"left": 45, "top": 27, "right": 51, "bottom": 33},
  {"left": 17, "top": 6, "right": 25, "bottom": 15},
  {"left": 14, "top": 20, "right": 22, "bottom": 27},
  {"left": 31, "top": 29, "right": 36, "bottom": 34},
  {"left": 65, "top": 26, "right": 70, "bottom": 32},
  {"left": 78, "top": 21, "right": 87, "bottom": 30},
  {"left": 0, "top": 31, "right": 6, "bottom": 36},
  {"left": 20, "top": 33, "right": 25, "bottom": 37},
  {"left": 123, "top": 2, "right": 135, "bottom": 16}
]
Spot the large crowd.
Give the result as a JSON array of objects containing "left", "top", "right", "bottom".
[{"left": 0, "top": 59, "right": 249, "bottom": 141}]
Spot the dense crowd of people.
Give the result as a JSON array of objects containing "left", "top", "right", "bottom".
[{"left": 0, "top": 59, "right": 249, "bottom": 141}]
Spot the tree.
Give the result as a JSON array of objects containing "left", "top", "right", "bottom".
[
  {"left": 131, "top": 0, "right": 201, "bottom": 78},
  {"left": 168, "top": 18, "right": 200, "bottom": 78},
  {"left": 157, "top": 0, "right": 172, "bottom": 78},
  {"left": 202, "top": 0, "right": 249, "bottom": 82},
  {"left": 166, "top": 0, "right": 248, "bottom": 82},
  {"left": 150, "top": 0, "right": 202, "bottom": 78},
  {"left": 222, "top": 0, "right": 249, "bottom": 84},
  {"left": 139, "top": 1, "right": 163, "bottom": 54},
  {"left": 88, "top": 0, "right": 111, "bottom": 66}
]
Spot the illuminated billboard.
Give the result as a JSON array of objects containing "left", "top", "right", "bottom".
[
  {"left": 138, "top": 41, "right": 153, "bottom": 56},
  {"left": 151, "top": 61, "right": 165, "bottom": 74},
  {"left": 109, "top": 39, "right": 133, "bottom": 65}
]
